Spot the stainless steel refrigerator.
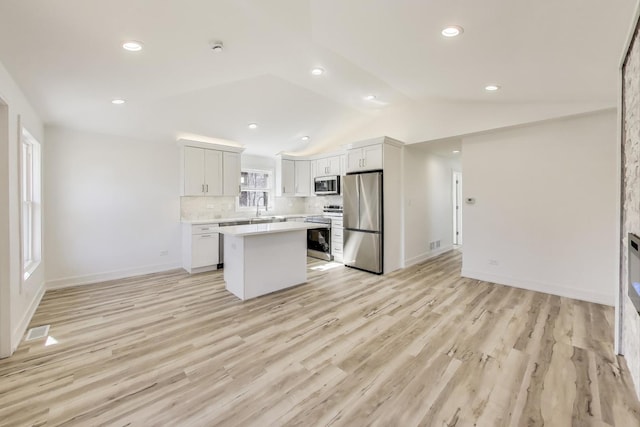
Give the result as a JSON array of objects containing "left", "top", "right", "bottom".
[{"left": 343, "top": 170, "right": 383, "bottom": 274}]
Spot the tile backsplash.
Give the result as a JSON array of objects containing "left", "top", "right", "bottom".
[{"left": 180, "top": 195, "right": 343, "bottom": 221}]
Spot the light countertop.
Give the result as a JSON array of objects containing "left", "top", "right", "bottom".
[
  {"left": 217, "top": 221, "right": 326, "bottom": 236},
  {"left": 182, "top": 213, "right": 317, "bottom": 225}
]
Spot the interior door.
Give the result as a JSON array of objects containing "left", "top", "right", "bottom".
[{"left": 453, "top": 171, "right": 462, "bottom": 245}]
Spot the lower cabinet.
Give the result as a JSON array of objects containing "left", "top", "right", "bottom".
[
  {"left": 331, "top": 218, "right": 343, "bottom": 263},
  {"left": 182, "top": 223, "right": 220, "bottom": 273}
]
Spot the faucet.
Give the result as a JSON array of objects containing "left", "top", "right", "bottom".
[{"left": 256, "top": 195, "right": 267, "bottom": 217}]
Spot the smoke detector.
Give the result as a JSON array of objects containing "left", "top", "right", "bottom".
[{"left": 210, "top": 41, "right": 224, "bottom": 53}]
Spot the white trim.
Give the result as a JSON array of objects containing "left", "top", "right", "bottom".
[
  {"left": 404, "top": 246, "right": 453, "bottom": 268},
  {"left": 177, "top": 138, "right": 245, "bottom": 153},
  {"left": 12, "top": 282, "right": 45, "bottom": 352},
  {"left": 461, "top": 269, "right": 614, "bottom": 307},
  {"left": 46, "top": 262, "right": 182, "bottom": 290},
  {"left": 616, "top": 0, "right": 640, "bottom": 358}
]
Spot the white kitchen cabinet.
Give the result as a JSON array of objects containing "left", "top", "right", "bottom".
[
  {"left": 331, "top": 218, "right": 343, "bottom": 263},
  {"left": 183, "top": 146, "right": 223, "bottom": 196},
  {"left": 315, "top": 155, "right": 341, "bottom": 177},
  {"left": 222, "top": 151, "right": 241, "bottom": 196},
  {"left": 280, "top": 159, "right": 296, "bottom": 195},
  {"left": 294, "top": 160, "right": 311, "bottom": 196},
  {"left": 182, "top": 223, "right": 220, "bottom": 274},
  {"left": 346, "top": 144, "right": 383, "bottom": 173},
  {"left": 276, "top": 157, "right": 310, "bottom": 197},
  {"left": 179, "top": 139, "right": 244, "bottom": 197}
]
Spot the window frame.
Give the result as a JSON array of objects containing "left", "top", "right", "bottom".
[
  {"left": 20, "top": 127, "right": 41, "bottom": 281},
  {"left": 236, "top": 168, "right": 273, "bottom": 212}
]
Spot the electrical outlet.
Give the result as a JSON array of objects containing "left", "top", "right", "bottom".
[
  {"left": 160, "top": 250, "right": 169, "bottom": 256},
  {"left": 489, "top": 259, "right": 499, "bottom": 266}
]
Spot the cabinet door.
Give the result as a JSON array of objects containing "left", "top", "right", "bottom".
[
  {"left": 363, "top": 145, "right": 383, "bottom": 170},
  {"left": 327, "top": 156, "right": 341, "bottom": 175},
  {"left": 281, "top": 159, "right": 296, "bottom": 195},
  {"left": 222, "top": 152, "right": 241, "bottom": 196},
  {"left": 346, "top": 149, "right": 363, "bottom": 172},
  {"left": 204, "top": 149, "right": 223, "bottom": 196},
  {"left": 191, "top": 233, "right": 219, "bottom": 268},
  {"left": 315, "top": 158, "right": 328, "bottom": 177},
  {"left": 295, "top": 160, "right": 311, "bottom": 196},
  {"left": 184, "top": 147, "right": 205, "bottom": 196}
]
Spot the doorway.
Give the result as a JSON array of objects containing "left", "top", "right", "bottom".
[{"left": 453, "top": 171, "right": 462, "bottom": 246}]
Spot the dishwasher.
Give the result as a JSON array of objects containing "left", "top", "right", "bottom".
[{"left": 217, "top": 220, "right": 250, "bottom": 268}]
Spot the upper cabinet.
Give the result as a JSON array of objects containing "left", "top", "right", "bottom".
[
  {"left": 346, "top": 144, "right": 383, "bottom": 173},
  {"left": 179, "top": 140, "right": 244, "bottom": 197},
  {"left": 280, "top": 159, "right": 296, "bottom": 196},
  {"left": 222, "top": 152, "right": 241, "bottom": 197},
  {"left": 276, "top": 157, "right": 311, "bottom": 197},
  {"left": 294, "top": 160, "right": 311, "bottom": 196},
  {"left": 315, "top": 155, "right": 342, "bottom": 177}
]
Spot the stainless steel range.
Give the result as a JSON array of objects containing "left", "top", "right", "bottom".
[{"left": 304, "top": 216, "right": 332, "bottom": 261}]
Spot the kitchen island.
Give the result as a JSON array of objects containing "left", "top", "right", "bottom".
[{"left": 217, "top": 221, "right": 325, "bottom": 300}]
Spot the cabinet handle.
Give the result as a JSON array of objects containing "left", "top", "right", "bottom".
[
  {"left": 202, "top": 184, "right": 205, "bottom": 192},
  {"left": 201, "top": 234, "right": 212, "bottom": 238},
  {"left": 206, "top": 184, "right": 209, "bottom": 192},
  {"left": 363, "top": 159, "right": 366, "bottom": 167}
]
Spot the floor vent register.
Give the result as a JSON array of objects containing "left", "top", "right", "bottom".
[{"left": 25, "top": 325, "right": 50, "bottom": 341}]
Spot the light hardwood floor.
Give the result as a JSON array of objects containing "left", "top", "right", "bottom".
[{"left": 1, "top": 251, "right": 639, "bottom": 426}]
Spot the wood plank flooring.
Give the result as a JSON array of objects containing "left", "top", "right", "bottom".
[{"left": 1, "top": 250, "right": 639, "bottom": 426}]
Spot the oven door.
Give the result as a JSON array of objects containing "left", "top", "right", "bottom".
[{"left": 307, "top": 227, "right": 333, "bottom": 261}]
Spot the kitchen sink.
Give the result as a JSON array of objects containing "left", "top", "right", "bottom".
[{"left": 250, "top": 216, "right": 286, "bottom": 224}]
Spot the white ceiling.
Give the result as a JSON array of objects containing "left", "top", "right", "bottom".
[{"left": 0, "top": 0, "right": 635, "bottom": 156}]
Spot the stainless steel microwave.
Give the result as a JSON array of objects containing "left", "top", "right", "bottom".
[{"left": 314, "top": 175, "right": 340, "bottom": 195}]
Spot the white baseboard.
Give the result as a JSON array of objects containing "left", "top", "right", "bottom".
[
  {"left": 12, "top": 282, "right": 46, "bottom": 352},
  {"left": 461, "top": 268, "right": 614, "bottom": 306},
  {"left": 46, "top": 261, "right": 182, "bottom": 290},
  {"left": 404, "top": 246, "right": 453, "bottom": 268}
]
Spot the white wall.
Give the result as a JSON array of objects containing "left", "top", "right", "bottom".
[
  {"left": 403, "top": 146, "right": 460, "bottom": 266},
  {"left": 461, "top": 110, "right": 618, "bottom": 305},
  {"left": 319, "top": 99, "right": 614, "bottom": 155},
  {"left": 44, "top": 127, "right": 182, "bottom": 288},
  {"left": 0, "top": 60, "right": 46, "bottom": 356}
]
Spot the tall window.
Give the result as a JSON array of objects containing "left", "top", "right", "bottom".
[
  {"left": 238, "top": 169, "right": 272, "bottom": 210},
  {"left": 21, "top": 128, "right": 41, "bottom": 280}
]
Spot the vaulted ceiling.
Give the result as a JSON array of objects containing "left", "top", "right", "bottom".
[{"left": 0, "top": 0, "right": 634, "bottom": 156}]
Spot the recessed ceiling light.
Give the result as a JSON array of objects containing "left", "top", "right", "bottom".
[
  {"left": 301, "top": 136, "right": 310, "bottom": 141},
  {"left": 441, "top": 26, "right": 464, "bottom": 37},
  {"left": 111, "top": 99, "right": 126, "bottom": 105},
  {"left": 248, "top": 123, "right": 258, "bottom": 129},
  {"left": 485, "top": 84, "right": 501, "bottom": 91},
  {"left": 452, "top": 150, "right": 460, "bottom": 154},
  {"left": 122, "top": 41, "right": 143, "bottom": 52},
  {"left": 364, "top": 94, "right": 377, "bottom": 101},
  {"left": 311, "top": 67, "right": 325, "bottom": 76}
]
